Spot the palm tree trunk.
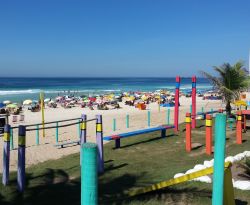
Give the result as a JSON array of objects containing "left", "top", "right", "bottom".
[{"left": 226, "top": 101, "right": 231, "bottom": 116}]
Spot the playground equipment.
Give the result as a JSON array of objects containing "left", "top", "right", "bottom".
[
  {"left": 174, "top": 76, "right": 180, "bottom": 131},
  {"left": 103, "top": 125, "right": 175, "bottom": 149},
  {"left": 1, "top": 114, "right": 105, "bottom": 191},
  {"left": 127, "top": 114, "right": 235, "bottom": 205},
  {"left": 191, "top": 76, "right": 197, "bottom": 129}
]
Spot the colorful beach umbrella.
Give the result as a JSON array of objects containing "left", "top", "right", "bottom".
[
  {"left": 3, "top": 100, "right": 11, "bottom": 105},
  {"left": 6, "top": 103, "right": 18, "bottom": 108}
]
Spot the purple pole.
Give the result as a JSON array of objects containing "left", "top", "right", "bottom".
[
  {"left": 2, "top": 124, "right": 10, "bottom": 186},
  {"left": 80, "top": 114, "right": 87, "bottom": 144},
  {"left": 17, "top": 125, "right": 26, "bottom": 192},
  {"left": 96, "top": 115, "right": 104, "bottom": 173}
]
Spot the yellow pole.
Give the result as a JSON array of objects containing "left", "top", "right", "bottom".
[{"left": 40, "top": 92, "right": 45, "bottom": 137}]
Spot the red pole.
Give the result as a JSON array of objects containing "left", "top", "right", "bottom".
[
  {"left": 174, "top": 76, "right": 180, "bottom": 132},
  {"left": 186, "top": 113, "right": 192, "bottom": 152},
  {"left": 191, "top": 76, "right": 196, "bottom": 129},
  {"left": 236, "top": 111, "right": 242, "bottom": 144},
  {"left": 205, "top": 114, "right": 212, "bottom": 155}
]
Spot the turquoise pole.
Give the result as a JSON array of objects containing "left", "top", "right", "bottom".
[
  {"left": 202, "top": 107, "right": 204, "bottom": 113},
  {"left": 212, "top": 114, "right": 226, "bottom": 205},
  {"left": 112, "top": 118, "right": 116, "bottom": 131},
  {"left": 126, "top": 114, "right": 129, "bottom": 128},
  {"left": 81, "top": 143, "right": 98, "bottom": 205},
  {"left": 56, "top": 122, "right": 59, "bottom": 144},
  {"left": 36, "top": 125, "right": 39, "bottom": 145},
  {"left": 78, "top": 120, "right": 81, "bottom": 138},
  {"left": 167, "top": 109, "right": 170, "bottom": 125},
  {"left": 190, "top": 104, "right": 192, "bottom": 113},
  {"left": 10, "top": 127, "right": 14, "bottom": 150},
  {"left": 147, "top": 111, "right": 151, "bottom": 127}
]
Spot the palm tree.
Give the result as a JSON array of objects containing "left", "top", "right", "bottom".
[{"left": 201, "top": 61, "right": 250, "bottom": 115}]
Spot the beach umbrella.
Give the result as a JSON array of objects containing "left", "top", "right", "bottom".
[
  {"left": 0, "top": 103, "right": 5, "bottom": 108},
  {"left": 3, "top": 100, "right": 11, "bottom": 105},
  {"left": 44, "top": 98, "right": 51, "bottom": 103},
  {"left": 23, "top": 99, "right": 33, "bottom": 105},
  {"left": 6, "top": 103, "right": 18, "bottom": 109}
]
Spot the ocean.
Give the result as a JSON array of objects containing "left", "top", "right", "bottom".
[{"left": 0, "top": 77, "right": 212, "bottom": 103}]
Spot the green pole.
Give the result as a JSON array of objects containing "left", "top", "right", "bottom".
[
  {"left": 202, "top": 107, "right": 204, "bottom": 113},
  {"left": 36, "top": 125, "right": 39, "bottom": 145},
  {"left": 78, "top": 119, "right": 81, "bottom": 138},
  {"left": 190, "top": 104, "right": 192, "bottom": 113},
  {"left": 81, "top": 143, "right": 98, "bottom": 205},
  {"left": 147, "top": 111, "right": 151, "bottom": 127},
  {"left": 126, "top": 114, "right": 129, "bottom": 128},
  {"left": 212, "top": 114, "right": 226, "bottom": 205},
  {"left": 56, "top": 122, "right": 59, "bottom": 144},
  {"left": 112, "top": 118, "right": 116, "bottom": 131},
  {"left": 167, "top": 109, "right": 170, "bottom": 125},
  {"left": 10, "top": 127, "right": 14, "bottom": 150}
]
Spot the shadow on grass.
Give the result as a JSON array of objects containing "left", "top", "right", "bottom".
[{"left": 116, "top": 134, "right": 177, "bottom": 149}]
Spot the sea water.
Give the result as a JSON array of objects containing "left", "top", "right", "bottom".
[{"left": 0, "top": 77, "right": 212, "bottom": 103}]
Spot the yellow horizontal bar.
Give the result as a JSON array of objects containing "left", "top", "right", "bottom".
[
  {"left": 81, "top": 122, "right": 86, "bottom": 130},
  {"left": 3, "top": 133, "right": 10, "bottom": 142},
  {"left": 128, "top": 162, "right": 231, "bottom": 197},
  {"left": 237, "top": 116, "right": 242, "bottom": 121},
  {"left": 206, "top": 120, "right": 212, "bottom": 127},
  {"left": 185, "top": 118, "right": 191, "bottom": 123},
  {"left": 96, "top": 123, "right": 102, "bottom": 132}
]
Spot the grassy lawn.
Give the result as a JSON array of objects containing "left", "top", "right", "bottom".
[{"left": 0, "top": 120, "right": 250, "bottom": 204}]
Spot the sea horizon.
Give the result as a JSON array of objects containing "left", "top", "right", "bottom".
[{"left": 0, "top": 77, "right": 212, "bottom": 103}]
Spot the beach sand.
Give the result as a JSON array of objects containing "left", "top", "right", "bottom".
[{"left": 0, "top": 96, "right": 223, "bottom": 172}]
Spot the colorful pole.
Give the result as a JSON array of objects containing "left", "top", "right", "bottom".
[
  {"left": 126, "top": 114, "right": 129, "bottom": 128},
  {"left": 174, "top": 76, "right": 180, "bottom": 131},
  {"left": 80, "top": 114, "right": 87, "bottom": 144},
  {"left": 56, "top": 122, "right": 59, "bottom": 144},
  {"left": 167, "top": 109, "right": 170, "bottom": 125},
  {"left": 81, "top": 143, "right": 98, "bottom": 205},
  {"left": 202, "top": 107, "right": 204, "bottom": 113},
  {"left": 191, "top": 76, "right": 197, "bottom": 129},
  {"left": 236, "top": 111, "right": 242, "bottom": 144},
  {"left": 2, "top": 124, "right": 10, "bottom": 185},
  {"left": 147, "top": 111, "right": 151, "bottom": 127},
  {"left": 212, "top": 114, "right": 226, "bottom": 205},
  {"left": 96, "top": 115, "right": 104, "bottom": 173},
  {"left": 40, "top": 92, "right": 45, "bottom": 137},
  {"left": 36, "top": 125, "right": 39, "bottom": 145},
  {"left": 10, "top": 127, "right": 14, "bottom": 150},
  {"left": 185, "top": 113, "right": 192, "bottom": 152},
  {"left": 190, "top": 104, "right": 192, "bottom": 113},
  {"left": 112, "top": 118, "right": 116, "bottom": 131},
  {"left": 17, "top": 125, "right": 26, "bottom": 192},
  {"left": 206, "top": 114, "right": 212, "bottom": 155}
]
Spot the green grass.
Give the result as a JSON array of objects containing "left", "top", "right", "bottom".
[{"left": 1, "top": 120, "right": 250, "bottom": 204}]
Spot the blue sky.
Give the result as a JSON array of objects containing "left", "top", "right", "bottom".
[{"left": 0, "top": 0, "right": 250, "bottom": 77}]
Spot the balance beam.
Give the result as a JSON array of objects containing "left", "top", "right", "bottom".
[
  {"left": 54, "top": 140, "right": 80, "bottom": 148},
  {"left": 103, "top": 125, "right": 174, "bottom": 148}
]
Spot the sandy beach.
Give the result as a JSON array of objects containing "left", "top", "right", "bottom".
[{"left": 0, "top": 96, "right": 223, "bottom": 172}]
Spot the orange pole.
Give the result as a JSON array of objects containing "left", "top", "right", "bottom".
[
  {"left": 185, "top": 113, "right": 192, "bottom": 152},
  {"left": 205, "top": 114, "right": 212, "bottom": 155},
  {"left": 236, "top": 111, "right": 242, "bottom": 144}
]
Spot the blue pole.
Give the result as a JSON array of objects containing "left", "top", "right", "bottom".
[
  {"left": 56, "top": 122, "right": 59, "bottom": 144},
  {"left": 147, "top": 111, "right": 151, "bottom": 127},
  {"left": 212, "top": 114, "right": 226, "bottom": 205}
]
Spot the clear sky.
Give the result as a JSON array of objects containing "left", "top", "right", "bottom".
[{"left": 0, "top": 0, "right": 250, "bottom": 77}]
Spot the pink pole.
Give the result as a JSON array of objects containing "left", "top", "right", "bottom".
[
  {"left": 174, "top": 76, "right": 180, "bottom": 131},
  {"left": 191, "top": 76, "right": 197, "bottom": 129}
]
